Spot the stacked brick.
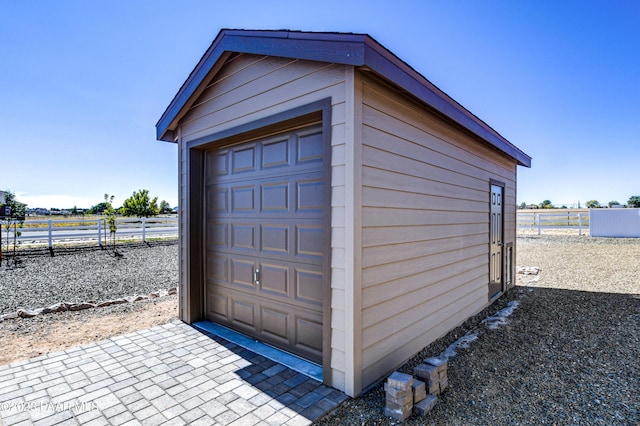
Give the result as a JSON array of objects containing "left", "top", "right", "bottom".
[
  {"left": 414, "top": 359, "right": 448, "bottom": 395},
  {"left": 384, "top": 359, "right": 448, "bottom": 420},
  {"left": 384, "top": 372, "right": 414, "bottom": 421}
]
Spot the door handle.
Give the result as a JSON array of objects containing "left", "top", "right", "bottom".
[{"left": 254, "top": 268, "right": 260, "bottom": 285}]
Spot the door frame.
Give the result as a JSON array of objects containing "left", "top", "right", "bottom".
[
  {"left": 488, "top": 179, "right": 505, "bottom": 301},
  {"left": 183, "top": 98, "right": 333, "bottom": 383}
]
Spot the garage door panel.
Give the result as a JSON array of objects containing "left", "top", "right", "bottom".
[
  {"left": 231, "top": 185, "right": 256, "bottom": 213},
  {"left": 232, "top": 145, "right": 257, "bottom": 173},
  {"left": 261, "top": 182, "right": 289, "bottom": 212},
  {"left": 207, "top": 187, "right": 228, "bottom": 213},
  {"left": 297, "top": 131, "right": 323, "bottom": 164},
  {"left": 206, "top": 291, "right": 229, "bottom": 320},
  {"left": 206, "top": 255, "right": 229, "bottom": 282},
  {"left": 231, "top": 299, "right": 256, "bottom": 329},
  {"left": 205, "top": 125, "right": 325, "bottom": 363},
  {"left": 261, "top": 306, "right": 289, "bottom": 342},
  {"left": 296, "top": 225, "right": 324, "bottom": 259},
  {"left": 262, "top": 138, "right": 290, "bottom": 169},
  {"left": 206, "top": 286, "right": 324, "bottom": 364},
  {"left": 207, "top": 223, "right": 229, "bottom": 250},
  {"left": 259, "top": 263, "right": 290, "bottom": 297},
  {"left": 297, "top": 178, "right": 323, "bottom": 212},
  {"left": 226, "top": 175, "right": 325, "bottom": 217},
  {"left": 261, "top": 224, "right": 289, "bottom": 255},
  {"left": 296, "top": 316, "right": 323, "bottom": 354},
  {"left": 231, "top": 259, "right": 257, "bottom": 290},
  {"left": 207, "top": 149, "right": 230, "bottom": 176},
  {"left": 213, "top": 219, "right": 323, "bottom": 264},
  {"left": 231, "top": 223, "right": 257, "bottom": 252},
  {"left": 295, "top": 269, "right": 324, "bottom": 306}
]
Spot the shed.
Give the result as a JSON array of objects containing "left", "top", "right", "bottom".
[{"left": 156, "top": 29, "right": 532, "bottom": 397}]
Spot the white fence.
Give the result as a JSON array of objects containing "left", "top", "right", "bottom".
[
  {"left": 517, "top": 210, "right": 589, "bottom": 235},
  {"left": 590, "top": 208, "right": 640, "bottom": 237},
  {"left": 1, "top": 216, "right": 178, "bottom": 248}
]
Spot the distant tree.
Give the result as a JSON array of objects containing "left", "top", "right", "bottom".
[
  {"left": 628, "top": 196, "right": 640, "bottom": 208},
  {"left": 159, "top": 200, "right": 172, "bottom": 214},
  {"left": 518, "top": 202, "right": 527, "bottom": 209},
  {"left": 71, "top": 205, "right": 78, "bottom": 216},
  {"left": 87, "top": 202, "right": 108, "bottom": 215},
  {"left": 586, "top": 200, "right": 600, "bottom": 208},
  {"left": 539, "top": 200, "right": 553, "bottom": 209},
  {"left": 608, "top": 201, "right": 620, "bottom": 208},
  {"left": 103, "top": 194, "right": 117, "bottom": 250},
  {"left": 1, "top": 190, "right": 27, "bottom": 264},
  {"left": 121, "top": 189, "right": 159, "bottom": 218}
]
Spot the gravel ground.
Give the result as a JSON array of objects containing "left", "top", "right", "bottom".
[
  {"left": 1, "top": 235, "right": 638, "bottom": 424},
  {"left": 318, "top": 235, "right": 640, "bottom": 425},
  {"left": 0, "top": 241, "right": 178, "bottom": 314}
]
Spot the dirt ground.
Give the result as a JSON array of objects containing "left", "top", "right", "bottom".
[{"left": 0, "top": 296, "right": 178, "bottom": 365}]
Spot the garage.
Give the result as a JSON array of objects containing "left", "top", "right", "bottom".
[
  {"left": 203, "top": 125, "right": 327, "bottom": 363},
  {"left": 156, "top": 29, "right": 531, "bottom": 396}
]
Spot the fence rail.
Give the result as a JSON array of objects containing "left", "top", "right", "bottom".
[
  {"left": 1, "top": 216, "right": 178, "bottom": 248},
  {"left": 517, "top": 210, "right": 589, "bottom": 235}
]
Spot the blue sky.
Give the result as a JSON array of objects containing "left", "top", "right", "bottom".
[{"left": 1, "top": 0, "right": 639, "bottom": 209}]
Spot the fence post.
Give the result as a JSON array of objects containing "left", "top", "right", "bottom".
[
  {"left": 537, "top": 213, "right": 541, "bottom": 235},
  {"left": 48, "top": 219, "right": 53, "bottom": 249},
  {"left": 97, "top": 219, "right": 102, "bottom": 247},
  {"left": 142, "top": 217, "right": 146, "bottom": 242},
  {"left": 578, "top": 213, "right": 582, "bottom": 236}
]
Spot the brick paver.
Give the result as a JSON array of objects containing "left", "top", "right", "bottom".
[{"left": 0, "top": 321, "right": 347, "bottom": 425}]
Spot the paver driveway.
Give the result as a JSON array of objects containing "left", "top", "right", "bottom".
[{"left": 0, "top": 321, "right": 347, "bottom": 425}]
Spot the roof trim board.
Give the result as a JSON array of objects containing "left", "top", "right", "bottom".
[{"left": 156, "top": 29, "right": 531, "bottom": 167}]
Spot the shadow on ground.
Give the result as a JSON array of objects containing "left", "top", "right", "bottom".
[{"left": 317, "top": 286, "right": 639, "bottom": 425}]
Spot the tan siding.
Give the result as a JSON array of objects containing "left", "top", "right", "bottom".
[
  {"left": 362, "top": 254, "right": 487, "bottom": 309},
  {"left": 358, "top": 74, "right": 517, "bottom": 389},
  {"left": 183, "top": 61, "right": 346, "bottom": 140},
  {"left": 363, "top": 222, "right": 488, "bottom": 247},
  {"left": 363, "top": 166, "right": 487, "bottom": 203},
  {"left": 362, "top": 233, "right": 487, "bottom": 269},
  {"left": 362, "top": 284, "right": 487, "bottom": 386},
  {"left": 177, "top": 54, "right": 349, "bottom": 391}
]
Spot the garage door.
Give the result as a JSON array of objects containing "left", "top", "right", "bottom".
[{"left": 204, "top": 125, "right": 326, "bottom": 363}]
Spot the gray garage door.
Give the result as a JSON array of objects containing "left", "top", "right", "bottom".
[{"left": 204, "top": 125, "right": 325, "bottom": 363}]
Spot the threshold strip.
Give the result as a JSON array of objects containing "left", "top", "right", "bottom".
[{"left": 192, "top": 321, "right": 323, "bottom": 382}]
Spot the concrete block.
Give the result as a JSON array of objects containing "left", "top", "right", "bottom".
[
  {"left": 386, "top": 393, "right": 413, "bottom": 406},
  {"left": 413, "top": 394, "right": 437, "bottom": 416},
  {"left": 385, "top": 399, "right": 413, "bottom": 412},
  {"left": 427, "top": 382, "right": 440, "bottom": 395},
  {"left": 414, "top": 363, "right": 438, "bottom": 382},
  {"left": 439, "top": 377, "right": 449, "bottom": 393},
  {"left": 424, "top": 358, "right": 447, "bottom": 371},
  {"left": 412, "top": 379, "right": 426, "bottom": 403},
  {"left": 386, "top": 371, "right": 413, "bottom": 390},
  {"left": 384, "top": 382, "right": 412, "bottom": 399},
  {"left": 384, "top": 406, "right": 412, "bottom": 422}
]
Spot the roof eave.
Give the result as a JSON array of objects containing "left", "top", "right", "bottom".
[
  {"left": 156, "top": 29, "right": 532, "bottom": 167},
  {"left": 361, "top": 39, "right": 531, "bottom": 167},
  {"left": 156, "top": 30, "right": 367, "bottom": 142}
]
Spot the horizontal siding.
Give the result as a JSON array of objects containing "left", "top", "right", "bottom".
[
  {"left": 363, "top": 166, "right": 488, "bottom": 203},
  {"left": 182, "top": 59, "right": 346, "bottom": 140},
  {"left": 178, "top": 54, "right": 349, "bottom": 390},
  {"left": 362, "top": 283, "right": 487, "bottom": 386},
  {"left": 363, "top": 222, "right": 488, "bottom": 247},
  {"left": 358, "top": 74, "right": 517, "bottom": 388},
  {"left": 362, "top": 232, "right": 487, "bottom": 269},
  {"left": 362, "top": 270, "right": 486, "bottom": 354}
]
